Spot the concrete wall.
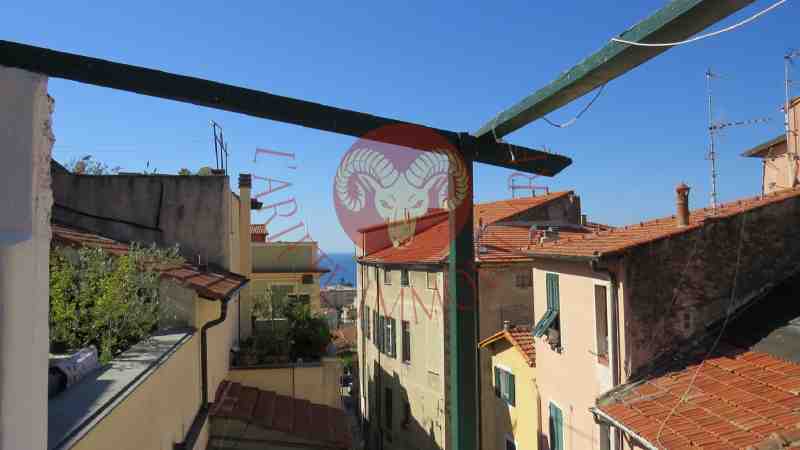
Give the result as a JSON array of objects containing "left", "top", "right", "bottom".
[
  {"left": 357, "top": 264, "right": 447, "bottom": 450},
  {"left": 0, "top": 66, "right": 53, "bottom": 450},
  {"left": 227, "top": 358, "right": 343, "bottom": 409},
  {"left": 478, "top": 264, "right": 535, "bottom": 450},
  {"left": 532, "top": 260, "right": 616, "bottom": 450},
  {"left": 51, "top": 170, "right": 233, "bottom": 269},
  {"left": 486, "top": 341, "right": 539, "bottom": 450},
  {"left": 623, "top": 194, "right": 800, "bottom": 376},
  {"left": 71, "top": 334, "right": 204, "bottom": 450}
]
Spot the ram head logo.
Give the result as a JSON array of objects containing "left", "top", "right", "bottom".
[{"left": 334, "top": 146, "right": 468, "bottom": 248}]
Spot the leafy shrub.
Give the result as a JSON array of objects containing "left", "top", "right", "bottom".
[{"left": 49, "top": 243, "right": 183, "bottom": 363}]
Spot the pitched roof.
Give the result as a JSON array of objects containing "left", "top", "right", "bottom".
[
  {"left": 596, "top": 275, "right": 800, "bottom": 450},
  {"left": 527, "top": 188, "right": 800, "bottom": 260},
  {"left": 741, "top": 134, "right": 787, "bottom": 158},
  {"left": 478, "top": 325, "right": 536, "bottom": 367},
  {"left": 211, "top": 380, "right": 351, "bottom": 449},
  {"left": 51, "top": 222, "right": 248, "bottom": 300},
  {"left": 360, "top": 192, "right": 591, "bottom": 265}
]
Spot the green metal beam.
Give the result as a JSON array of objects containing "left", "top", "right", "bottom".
[
  {"left": 476, "top": 0, "right": 755, "bottom": 139},
  {"left": 0, "top": 40, "right": 571, "bottom": 176}
]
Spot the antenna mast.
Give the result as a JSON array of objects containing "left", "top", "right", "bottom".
[
  {"left": 706, "top": 68, "right": 719, "bottom": 211},
  {"left": 785, "top": 50, "right": 800, "bottom": 187}
]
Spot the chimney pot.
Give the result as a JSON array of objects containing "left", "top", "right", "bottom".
[
  {"left": 239, "top": 173, "right": 252, "bottom": 188},
  {"left": 503, "top": 320, "right": 511, "bottom": 330},
  {"left": 676, "top": 183, "right": 691, "bottom": 227}
]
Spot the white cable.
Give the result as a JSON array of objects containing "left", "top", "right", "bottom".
[{"left": 611, "top": 0, "right": 786, "bottom": 48}]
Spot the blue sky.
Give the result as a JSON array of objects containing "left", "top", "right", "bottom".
[{"left": 5, "top": 1, "right": 797, "bottom": 252}]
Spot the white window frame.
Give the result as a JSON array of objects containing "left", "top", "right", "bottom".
[
  {"left": 426, "top": 271, "right": 438, "bottom": 290},
  {"left": 384, "top": 268, "right": 392, "bottom": 285},
  {"left": 593, "top": 282, "right": 611, "bottom": 364},
  {"left": 495, "top": 364, "right": 515, "bottom": 407}
]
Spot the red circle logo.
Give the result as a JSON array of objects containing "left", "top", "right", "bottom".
[{"left": 333, "top": 124, "right": 471, "bottom": 251}]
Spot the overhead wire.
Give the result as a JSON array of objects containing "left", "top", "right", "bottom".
[
  {"left": 611, "top": 0, "right": 787, "bottom": 48},
  {"left": 542, "top": 83, "right": 607, "bottom": 128},
  {"left": 654, "top": 211, "right": 749, "bottom": 448}
]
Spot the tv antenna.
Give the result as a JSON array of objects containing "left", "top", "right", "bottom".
[
  {"left": 705, "top": 68, "right": 771, "bottom": 211},
  {"left": 508, "top": 172, "right": 549, "bottom": 198},
  {"left": 210, "top": 121, "right": 229, "bottom": 175}
]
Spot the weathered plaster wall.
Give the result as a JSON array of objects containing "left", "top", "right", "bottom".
[
  {"left": 51, "top": 171, "right": 233, "bottom": 268},
  {"left": 252, "top": 241, "right": 317, "bottom": 272},
  {"left": 501, "top": 193, "right": 581, "bottom": 225},
  {"left": 0, "top": 66, "right": 52, "bottom": 450},
  {"left": 624, "top": 194, "right": 800, "bottom": 376},
  {"left": 357, "top": 265, "right": 447, "bottom": 450}
]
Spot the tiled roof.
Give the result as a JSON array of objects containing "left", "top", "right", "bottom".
[
  {"left": 597, "top": 275, "right": 800, "bottom": 450},
  {"left": 527, "top": 188, "right": 800, "bottom": 260},
  {"left": 478, "top": 325, "right": 536, "bottom": 367},
  {"left": 360, "top": 192, "right": 587, "bottom": 264},
  {"left": 51, "top": 222, "right": 248, "bottom": 300},
  {"left": 741, "top": 134, "right": 786, "bottom": 158},
  {"left": 211, "top": 380, "right": 351, "bottom": 449}
]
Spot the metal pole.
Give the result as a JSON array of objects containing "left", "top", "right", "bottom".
[
  {"left": 448, "top": 133, "right": 477, "bottom": 450},
  {"left": 785, "top": 51, "right": 800, "bottom": 187},
  {"left": 706, "top": 68, "right": 719, "bottom": 211}
]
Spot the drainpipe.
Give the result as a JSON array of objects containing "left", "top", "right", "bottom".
[
  {"left": 590, "top": 258, "right": 622, "bottom": 450},
  {"left": 175, "top": 281, "right": 247, "bottom": 450}
]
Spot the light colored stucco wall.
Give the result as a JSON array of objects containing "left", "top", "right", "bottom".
[
  {"left": 227, "top": 357, "right": 342, "bottom": 409},
  {"left": 71, "top": 334, "right": 203, "bottom": 450},
  {"left": 532, "top": 260, "right": 615, "bottom": 450},
  {"left": 195, "top": 293, "right": 239, "bottom": 403},
  {"left": 487, "top": 341, "right": 539, "bottom": 450},
  {"left": 250, "top": 272, "right": 323, "bottom": 313},
  {"left": 357, "top": 264, "right": 447, "bottom": 450},
  {"left": 0, "top": 66, "right": 52, "bottom": 450}
]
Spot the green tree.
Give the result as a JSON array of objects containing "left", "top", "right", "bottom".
[
  {"left": 196, "top": 166, "right": 213, "bottom": 176},
  {"left": 68, "top": 155, "right": 120, "bottom": 175},
  {"left": 178, "top": 168, "right": 192, "bottom": 176},
  {"left": 49, "top": 243, "right": 183, "bottom": 362}
]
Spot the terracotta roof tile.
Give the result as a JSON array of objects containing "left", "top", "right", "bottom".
[
  {"left": 212, "top": 380, "right": 351, "bottom": 449},
  {"left": 51, "top": 222, "right": 248, "bottom": 300},
  {"left": 360, "top": 192, "right": 592, "bottom": 265},
  {"left": 529, "top": 188, "right": 800, "bottom": 259},
  {"left": 478, "top": 325, "right": 536, "bottom": 367},
  {"left": 250, "top": 223, "right": 267, "bottom": 234}
]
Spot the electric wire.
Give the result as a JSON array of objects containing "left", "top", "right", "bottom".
[
  {"left": 611, "top": 0, "right": 786, "bottom": 48},
  {"left": 654, "top": 212, "right": 749, "bottom": 448},
  {"left": 542, "top": 83, "right": 607, "bottom": 128}
]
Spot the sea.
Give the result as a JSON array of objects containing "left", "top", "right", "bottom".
[{"left": 318, "top": 252, "right": 357, "bottom": 287}]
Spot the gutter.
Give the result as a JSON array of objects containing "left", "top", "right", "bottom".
[
  {"left": 590, "top": 407, "right": 658, "bottom": 450},
  {"left": 174, "top": 280, "right": 248, "bottom": 450}
]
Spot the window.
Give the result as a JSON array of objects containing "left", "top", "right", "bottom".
[
  {"left": 400, "top": 269, "right": 410, "bottom": 287},
  {"left": 364, "top": 306, "right": 371, "bottom": 339},
  {"left": 384, "top": 269, "right": 392, "bottom": 285},
  {"left": 533, "top": 273, "right": 561, "bottom": 351},
  {"left": 595, "top": 285, "right": 609, "bottom": 364},
  {"left": 505, "top": 435, "right": 517, "bottom": 450},
  {"left": 384, "top": 317, "right": 396, "bottom": 358},
  {"left": 402, "top": 401, "right": 411, "bottom": 429},
  {"left": 377, "top": 315, "right": 385, "bottom": 353},
  {"left": 401, "top": 321, "right": 411, "bottom": 363},
  {"left": 515, "top": 271, "right": 532, "bottom": 288},
  {"left": 298, "top": 294, "right": 310, "bottom": 305},
  {"left": 385, "top": 387, "right": 393, "bottom": 430},
  {"left": 494, "top": 366, "right": 515, "bottom": 406},
  {"left": 426, "top": 272, "right": 437, "bottom": 290},
  {"left": 302, "top": 274, "right": 313, "bottom": 284},
  {"left": 549, "top": 403, "right": 564, "bottom": 450}
]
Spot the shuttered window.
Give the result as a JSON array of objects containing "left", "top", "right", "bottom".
[
  {"left": 401, "top": 321, "right": 411, "bottom": 363},
  {"left": 549, "top": 403, "right": 564, "bottom": 450},
  {"left": 533, "top": 273, "right": 561, "bottom": 338},
  {"left": 494, "top": 367, "right": 515, "bottom": 406},
  {"left": 595, "top": 285, "right": 609, "bottom": 363}
]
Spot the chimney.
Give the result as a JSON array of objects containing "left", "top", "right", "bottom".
[
  {"left": 676, "top": 183, "right": 690, "bottom": 227},
  {"left": 238, "top": 173, "right": 254, "bottom": 337},
  {"left": 503, "top": 320, "right": 511, "bottom": 331},
  {"left": 580, "top": 214, "right": 588, "bottom": 226}
]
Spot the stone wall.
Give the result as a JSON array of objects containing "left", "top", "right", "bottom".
[{"left": 624, "top": 194, "right": 800, "bottom": 375}]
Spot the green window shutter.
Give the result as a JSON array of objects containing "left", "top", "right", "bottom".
[
  {"left": 494, "top": 368, "right": 501, "bottom": 397},
  {"left": 390, "top": 318, "right": 397, "bottom": 358},
  {"left": 508, "top": 373, "right": 516, "bottom": 406},
  {"left": 549, "top": 403, "right": 564, "bottom": 450},
  {"left": 551, "top": 273, "right": 560, "bottom": 311}
]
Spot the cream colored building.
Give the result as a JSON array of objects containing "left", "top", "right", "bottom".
[
  {"left": 742, "top": 97, "right": 800, "bottom": 195},
  {"left": 479, "top": 324, "right": 539, "bottom": 450},
  {"left": 355, "top": 193, "right": 588, "bottom": 450}
]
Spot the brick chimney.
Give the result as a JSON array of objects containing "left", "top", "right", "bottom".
[
  {"left": 238, "top": 173, "right": 253, "bottom": 337},
  {"left": 676, "top": 183, "right": 690, "bottom": 227}
]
